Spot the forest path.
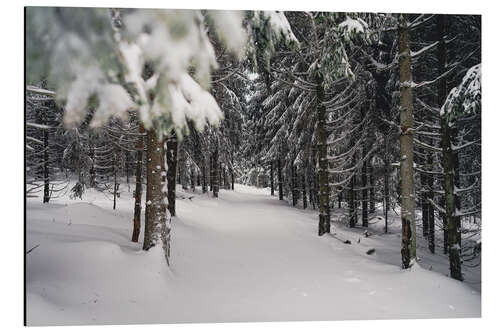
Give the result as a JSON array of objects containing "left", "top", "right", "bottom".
[
  {"left": 166, "top": 184, "right": 480, "bottom": 322},
  {"left": 26, "top": 184, "right": 480, "bottom": 325}
]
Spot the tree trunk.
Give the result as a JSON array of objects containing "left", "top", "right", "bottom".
[
  {"left": 302, "top": 170, "right": 307, "bottom": 209},
  {"left": 209, "top": 154, "right": 213, "bottom": 192},
  {"left": 142, "top": 129, "right": 170, "bottom": 264},
  {"left": 143, "top": 130, "right": 154, "bottom": 250},
  {"left": 309, "top": 163, "right": 316, "bottom": 210},
  {"left": 349, "top": 175, "right": 356, "bottom": 228},
  {"left": 231, "top": 155, "right": 235, "bottom": 190},
  {"left": 369, "top": 161, "right": 375, "bottom": 213},
  {"left": 427, "top": 151, "right": 435, "bottom": 253},
  {"left": 437, "top": 14, "right": 449, "bottom": 258},
  {"left": 362, "top": 156, "right": 368, "bottom": 228},
  {"left": 113, "top": 150, "right": 117, "bottom": 210},
  {"left": 132, "top": 123, "right": 144, "bottom": 242},
  {"left": 270, "top": 161, "right": 275, "bottom": 196},
  {"left": 202, "top": 157, "right": 207, "bottom": 193},
  {"left": 125, "top": 151, "right": 130, "bottom": 185},
  {"left": 42, "top": 107, "right": 50, "bottom": 203},
  {"left": 422, "top": 169, "right": 430, "bottom": 238},
  {"left": 439, "top": 17, "right": 462, "bottom": 279},
  {"left": 441, "top": 115, "right": 462, "bottom": 280},
  {"left": 292, "top": 165, "right": 297, "bottom": 207},
  {"left": 442, "top": 195, "right": 448, "bottom": 254},
  {"left": 212, "top": 144, "right": 219, "bottom": 198},
  {"left": 191, "top": 166, "right": 196, "bottom": 191},
  {"left": 453, "top": 146, "right": 462, "bottom": 249},
  {"left": 166, "top": 131, "right": 178, "bottom": 216},
  {"left": 399, "top": 14, "right": 417, "bottom": 268},
  {"left": 89, "top": 136, "right": 96, "bottom": 188},
  {"left": 278, "top": 158, "right": 283, "bottom": 200},
  {"left": 316, "top": 72, "right": 330, "bottom": 236},
  {"left": 384, "top": 135, "right": 390, "bottom": 234}
]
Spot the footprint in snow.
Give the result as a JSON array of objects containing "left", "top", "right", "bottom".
[{"left": 344, "top": 277, "right": 361, "bottom": 283}]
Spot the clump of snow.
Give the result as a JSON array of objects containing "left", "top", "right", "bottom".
[
  {"left": 28, "top": 8, "right": 246, "bottom": 134},
  {"left": 263, "top": 11, "right": 299, "bottom": 44},
  {"left": 206, "top": 10, "right": 247, "bottom": 59},
  {"left": 441, "top": 64, "right": 481, "bottom": 117},
  {"left": 150, "top": 72, "right": 223, "bottom": 136},
  {"left": 90, "top": 84, "right": 136, "bottom": 128},
  {"left": 339, "top": 16, "right": 368, "bottom": 35}
]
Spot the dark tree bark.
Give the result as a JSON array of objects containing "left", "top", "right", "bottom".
[
  {"left": 422, "top": 169, "right": 430, "bottom": 238},
  {"left": 132, "top": 123, "right": 144, "bottom": 242},
  {"left": 453, "top": 149, "right": 462, "bottom": 249},
  {"left": 166, "top": 131, "right": 178, "bottom": 216},
  {"left": 316, "top": 72, "right": 330, "bottom": 236},
  {"left": 349, "top": 175, "right": 356, "bottom": 228},
  {"left": 125, "top": 151, "right": 130, "bottom": 185},
  {"left": 292, "top": 165, "right": 297, "bottom": 207},
  {"left": 399, "top": 14, "right": 416, "bottom": 268},
  {"left": 89, "top": 135, "right": 96, "bottom": 188},
  {"left": 278, "top": 158, "right": 283, "bottom": 200},
  {"left": 191, "top": 166, "right": 196, "bottom": 191},
  {"left": 270, "top": 161, "right": 275, "bottom": 196},
  {"left": 309, "top": 164, "right": 316, "bottom": 210},
  {"left": 427, "top": 151, "right": 435, "bottom": 253},
  {"left": 143, "top": 130, "right": 154, "bottom": 250},
  {"left": 369, "top": 161, "right": 375, "bottom": 213},
  {"left": 231, "top": 155, "right": 235, "bottom": 190},
  {"left": 202, "top": 157, "right": 207, "bottom": 193},
  {"left": 439, "top": 14, "right": 461, "bottom": 279},
  {"left": 112, "top": 149, "right": 118, "bottom": 210},
  {"left": 441, "top": 195, "right": 448, "bottom": 254},
  {"left": 209, "top": 154, "right": 213, "bottom": 192},
  {"left": 212, "top": 144, "right": 219, "bottom": 198},
  {"left": 436, "top": 14, "right": 449, "bottom": 257},
  {"left": 442, "top": 115, "right": 462, "bottom": 280},
  {"left": 384, "top": 135, "right": 390, "bottom": 234},
  {"left": 338, "top": 189, "right": 342, "bottom": 209},
  {"left": 362, "top": 156, "right": 368, "bottom": 228},
  {"left": 302, "top": 170, "right": 307, "bottom": 209},
  {"left": 42, "top": 107, "right": 50, "bottom": 203}
]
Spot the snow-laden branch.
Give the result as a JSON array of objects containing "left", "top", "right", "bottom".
[{"left": 26, "top": 85, "right": 56, "bottom": 97}]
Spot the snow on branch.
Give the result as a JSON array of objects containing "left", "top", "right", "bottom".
[
  {"left": 408, "top": 14, "right": 435, "bottom": 30},
  {"left": 441, "top": 64, "right": 481, "bottom": 118},
  {"left": 411, "top": 41, "right": 439, "bottom": 58},
  {"left": 26, "top": 85, "right": 56, "bottom": 97}
]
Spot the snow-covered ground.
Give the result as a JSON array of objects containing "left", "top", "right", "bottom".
[{"left": 26, "top": 183, "right": 481, "bottom": 326}]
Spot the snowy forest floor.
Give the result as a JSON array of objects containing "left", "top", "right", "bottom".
[{"left": 26, "top": 183, "right": 481, "bottom": 325}]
